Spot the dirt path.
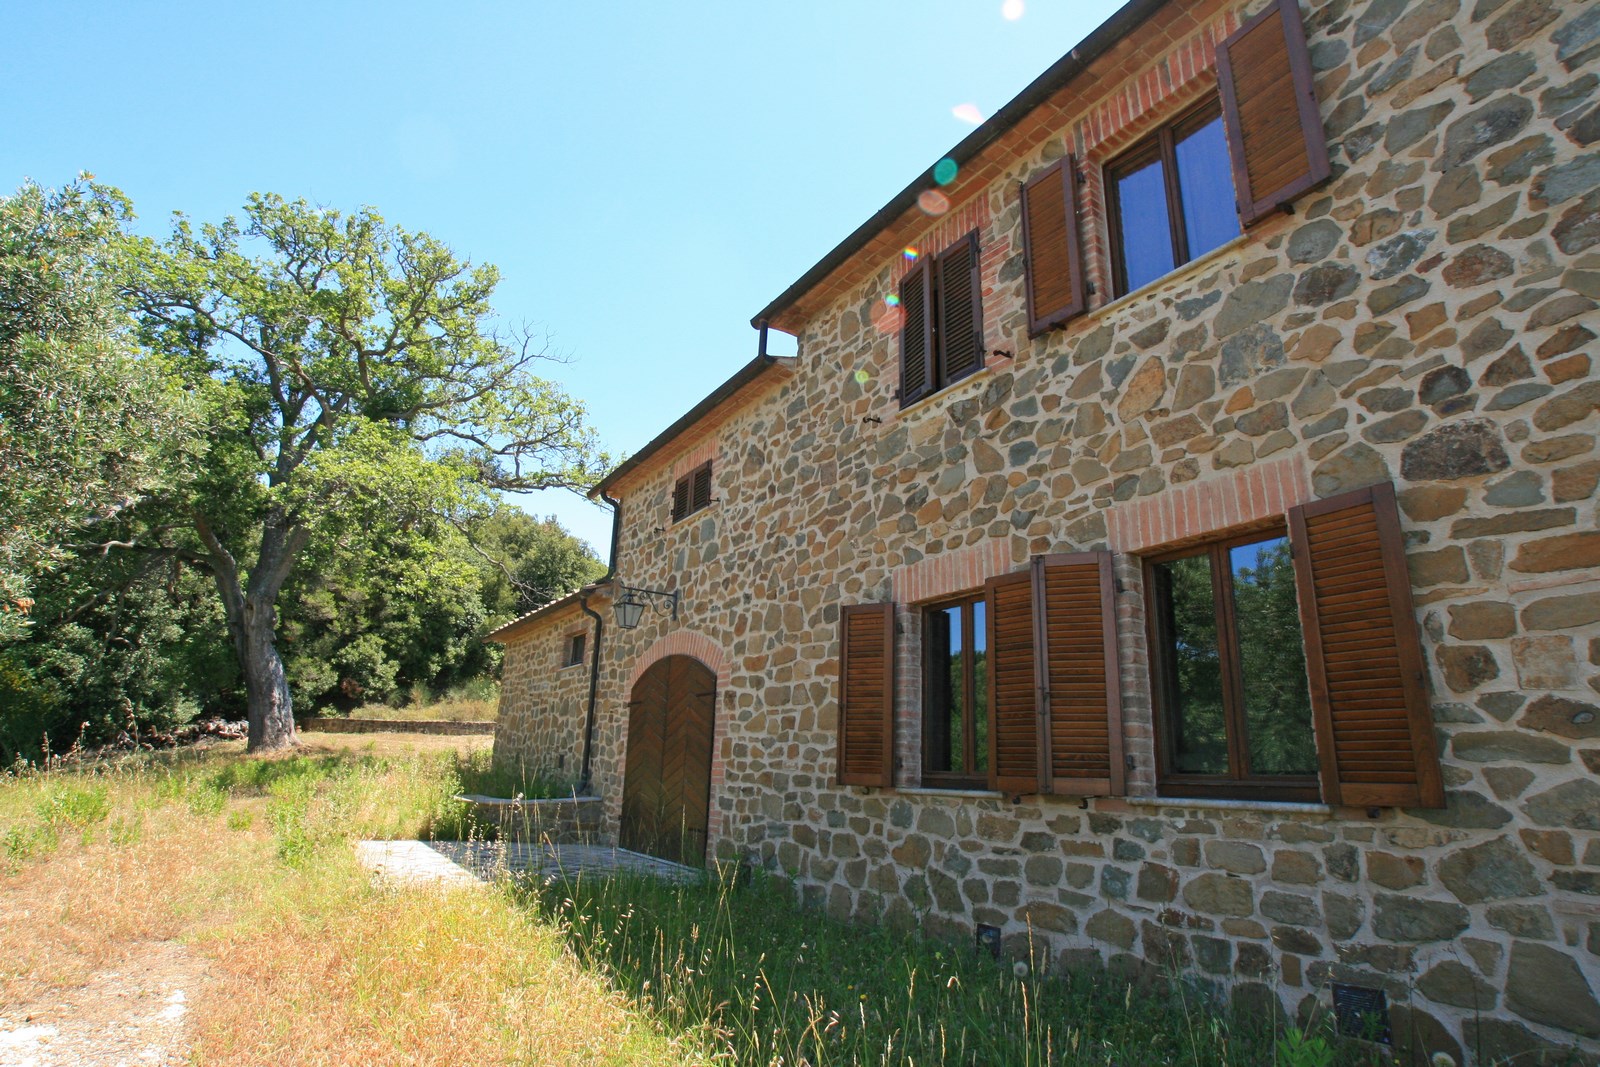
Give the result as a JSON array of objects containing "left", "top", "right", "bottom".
[{"left": 0, "top": 942, "right": 208, "bottom": 1067}]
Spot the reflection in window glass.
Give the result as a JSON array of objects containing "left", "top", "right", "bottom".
[
  {"left": 1115, "top": 156, "right": 1176, "bottom": 293},
  {"left": 1151, "top": 553, "right": 1227, "bottom": 775},
  {"left": 1230, "top": 538, "right": 1317, "bottom": 776},
  {"left": 971, "top": 600, "right": 988, "bottom": 774},
  {"left": 923, "top": 598, "right": 989, "bottom": 783},
  {"left": 942, "top": 605, "right": 965, "bottom": 773},
  {"left": 1174, "top": 114, "right": 1241, "bottom": 264}
]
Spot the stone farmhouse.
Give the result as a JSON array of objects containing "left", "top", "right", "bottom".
[{"left": 492, "top": 0, "right": 1600, "bottom": 1058}]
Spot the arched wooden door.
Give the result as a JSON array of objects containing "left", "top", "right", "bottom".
[{"left": 619, "top": 655, "right": 716, "bottom": 866}]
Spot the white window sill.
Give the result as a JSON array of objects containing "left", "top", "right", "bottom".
[
  {"left": 889, "top": 354, "right": 1015, "bottom": 422},
  {"left": 1123, "top": 795, "right": 1333, "bottom": 816},
  {"left": 896, "top": 786, "right": 1003, "bottom": 800}
]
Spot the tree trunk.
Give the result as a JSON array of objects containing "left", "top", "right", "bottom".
[{"left": 239, "top": 595, "right": 297, "bottom": 752}]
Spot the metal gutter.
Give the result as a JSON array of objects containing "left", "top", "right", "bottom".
[
  {"left": 748, "top": 0, "right": 1171, "bottom": 331},
  {"left": 576, "top": 490, "right": 622, "bottom": 793}
]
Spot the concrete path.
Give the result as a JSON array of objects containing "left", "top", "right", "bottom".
[{"left": 356, "top": 839, "right": 701, "bottom": 887}]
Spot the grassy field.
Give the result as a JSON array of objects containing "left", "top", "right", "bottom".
[
  {"left": 1, "top": 733, "right": 1392, "bottom": 1066},
  {"left": 347, "top": 679, "right": 501, "bottom": 722}
]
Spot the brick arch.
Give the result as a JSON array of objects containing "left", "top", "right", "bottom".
[
  {"left": 627, "top": 630, "right": 731, "bottom": 693},
  {"left": 624, "top": 630, "right": 732, "bottom": 855}
]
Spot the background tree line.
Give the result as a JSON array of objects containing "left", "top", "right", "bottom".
[{"left": 1, "top": 178, "right": 608, "bottom": 761}]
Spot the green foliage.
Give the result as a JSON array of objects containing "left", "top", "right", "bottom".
[
  {"left": 476, "top": 507, "right": 607, "bottom": 619},
  {"left": 524, "top": 868, "right": 1373, "bottom": 1066},
  {"left": 0, "top": 177, "right": 194, "bottom": 641}
]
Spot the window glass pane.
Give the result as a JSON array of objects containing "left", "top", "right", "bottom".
[
  {"left": 1230, "top": 537, "right": 1317, "bottom": 776},
  {"left": 944, "top": 605, "right": 965, "bottom": 773},
  {"left": 1114, "top": 156, "right": 1175, "bottom": 292},
  {"left": 1152, "top": 553, "right": 1227, "bottom": 775},
  {"left": 971, "top": 600, "right": 988, "bottom": 774},
  {"left": 1174, "top": 114, "right": 1241, "bottom": 263}
]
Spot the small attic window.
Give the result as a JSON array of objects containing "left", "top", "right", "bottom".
[
  {"left": 671, "top": 461, "right": 713, "bottom": 522},
  {"left": 561, "top": 632, "right": 587, "bottom": 668}
]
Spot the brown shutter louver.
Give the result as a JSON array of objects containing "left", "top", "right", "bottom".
[
  {"left": 1036, "top": 552, "right": 1125, "bottom": 796},
  {"left": 936, "top": 233, "right": 984, "bottom": 385},
  {"left": 691, "top": 462, "right": 712, "bottom": 511},
  {"left": 671, "top": 475, "right": 690, "bottom": 522},
  {"left": 838, "top": 603, "right": 895, "bottom": 787},
  {"left": 1216, "top": 0, "right": 1331, "bottom": 226},
  {"left": 1288, "top": 482, "right": 1444, "bottom": 809},
  {"left": 898, "top": 261, "right": 932, "bottom": 406},
  {"left": 986, "top": 569, "right": 1044, "bottom": 795},
  {"left": 1020, "top": 157, "right": 1088, "bottom": 335}
]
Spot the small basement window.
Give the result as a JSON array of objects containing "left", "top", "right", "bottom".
[
  {"left": 922, "top": 594, "right": 989, "bottom": 789},
  {"left": 1145, "top": 525, "right": 1319, "bottom": 802},
  {"left": 1106, "top": 98, "right": 1241, "bottom": 296},
  {"left": 671, "top": 461, "right": 713, "bottom": 523},
  {"left": 561, "top": 632, "right": 587, "bottom": 668}
]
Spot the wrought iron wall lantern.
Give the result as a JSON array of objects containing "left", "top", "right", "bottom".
[{"left": 612, "top": 584, "right": 679, "bottom": 630}]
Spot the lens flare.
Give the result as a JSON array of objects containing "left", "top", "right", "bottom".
[
  {"left": 902, "top": 246, "right": 920, "bottom": 261},
  {"left": 951, "top": 103, "right": 984, "bottom": 125},
  {"left": 933, "top": 157, "right": 958, "bottom": 186},
  {"left": 917, "top": 189, "right": 950, "bottom": 216},
  {"left": 885, "top": 293, "right": 901, "bottom": 306},
  {"left": 873, "top": 302, "right": 907, "bottom": 335},
  {"left": 853, "top": 369, "right": 870, "bottom": 384},
  {"left": 1002, "top": 0, "right": 1025, "bottom": 20}
]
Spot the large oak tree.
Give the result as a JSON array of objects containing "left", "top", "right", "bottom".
[{"left": 133, "top": 194, "right": 607, "bottom": 751}]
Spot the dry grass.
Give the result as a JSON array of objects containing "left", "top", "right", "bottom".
[{"left": 0, "top": 737, "right": 691, "bottom": 1066}]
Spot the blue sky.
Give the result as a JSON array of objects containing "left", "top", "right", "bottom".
[{"left": 5, "top": 0, "right": 1124, "bottom": 552}]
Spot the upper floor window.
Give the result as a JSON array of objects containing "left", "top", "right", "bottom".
[
  {"left": 1106, "top": 98, "right": 1241, "bottom": 297},
  {"left": 898, "top": 232, "right": 984, "bottom": 408},
  {"left": 561, "top": 631, "right": 587, "bottom": 668},
  {"left": 671, "top": 461, "right": 712, "bottom": 522},
  {"left": 922, "top": 594, "right": 989, "bottom": 789}
]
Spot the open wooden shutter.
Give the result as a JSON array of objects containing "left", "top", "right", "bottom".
[
  {"left": 1021, "top": 158, "right": 1087, "bottom": 335},
  {"left": 1288, "top": 482, "right": 1444, "bottom": 808},
  {"left": 898, "top": 261, "right": 932, "bottom": 406},
  {"left": 986, "top": 569, "right": 1044, "bottom": 795},
  {"left": 671, "top": 475, "right": 690, "bottom": 522},
  {"left": 1216, "top": 0, "right": 1330, "bottom": 226},
  {"left": 1036, "top": 553, "right": 1124, "bottom": 796},
  {"left": 838, "top": 603, "right": 895, "bottom": 787},
  {"left": 936, "top": 232, "right": 984, "bottom": 385},
  {"left": 691, "top": 462, "right": 712, "bottom": 511}
]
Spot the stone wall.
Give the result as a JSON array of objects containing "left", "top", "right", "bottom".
[
  {"left": 458, "top": 794, "right": 604, "bottom": 845},
  {"left": 498, "top": 0, "right": 1600, "bottom": 1057},
  {"left": 493, "top": 601, "right": 594, "bottom": 783}
]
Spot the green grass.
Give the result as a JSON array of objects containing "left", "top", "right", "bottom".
[
  {"left": 452, "top": 747, "right": 576, "bottom": 800},
  {"left": 520, "top": 865, "right": 1394, "bottom": 1067}
]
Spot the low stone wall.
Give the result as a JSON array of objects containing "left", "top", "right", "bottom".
[
  {"left": 301, "top": 718, "right": 496, "bottom": 736},
  {"left": 458, "top": 794, "right": 606, "bottom": 845}
]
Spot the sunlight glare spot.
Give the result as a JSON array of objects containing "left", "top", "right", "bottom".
[
  {"left": 853, "top": 369, "right": 871, "bottom": 384},
  {"left": 917, "top": 190, "right": 950, "bottom": 217},
  {"left": 902, "top": 246, "right": 920, "bottom": 261},
  {"left": 951, "top": 103, "right": 984, "bottom": 125},
  {"left": 932, "top": 157, "right": 958, "bottom": 186},
  {"left": 1002, "top": 0, "right": 1025, "bottom": 21}
]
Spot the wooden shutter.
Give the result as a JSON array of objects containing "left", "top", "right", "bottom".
[
  {"left": 1036, "top": 553, "right": 1124, "bottom": 796},
  {"left": 1020, "top": 158, "right": 1087, "bottom": 335},
  {"left": 691, "top": 462, "right": 712, "bottom": 511},
  {"left": 1288, "top": 482, "right": 1444, "bottom": 809},
  {"left": 671, "top": 475, "right": 690, "bottom": 522},
  {"left": 936, "top": 232, "right": 984, "bottom": 385},
  {"left": 898, "top": 261, "right": 932, "bottom": 406},
  {"left": 1216, "top": 0, "right": 1331, "bottom": 226},
  {"left": 986, "top": 569, "right": 1043, "bottom": 795},
  {"left": 838, "top": 603, "right": 895, "bottom": 787}
]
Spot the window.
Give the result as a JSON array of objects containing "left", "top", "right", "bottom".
[
  {"left": 1106, "top": 98, "right": 1241, "bottom": 296},
  {"left": 922, "top": 595, "right": 988, "bottom": 788},
  {"left": 1147, "top": 526, "right": 1319, "bottom": 801},
  {"left": 561, "top": 632, "right": 587, "bottom": 668},
  {"left": 671, "top": 461, "right": 713, "bottom": 522},
  {"left": 898, "top": 232, "right": 984, "bottom": 407}
]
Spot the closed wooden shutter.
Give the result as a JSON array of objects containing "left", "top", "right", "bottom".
[
  {"left": 898, "top": 261, "right": 932, "bottom": 406},
  {"left": 671, "top": 475, "right": 690, "bottom": 522},
  {"left": 936, "top": 233, "right": 984, "bottom": 385},
  {"left": 1216, "top": 0, "right": 1331, "bottom": 226},
  {"left": 838, "top": 603, "right": 895, "bottom": 787},
  {"left": 986, "top": 569, "right": 1043, "bottom": 795},
  {"left": 691, "top": 462, "right": 712, "bottom": 511},
  {"left": 1021, "top": 158, "right": 1087, "bottom": 335},
  {"left": 1288, "top": 482, "right": 1444, "bottom": 808},
  {"left": 1036, "top": 552, "right": 1124, "bottom": 796}
]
